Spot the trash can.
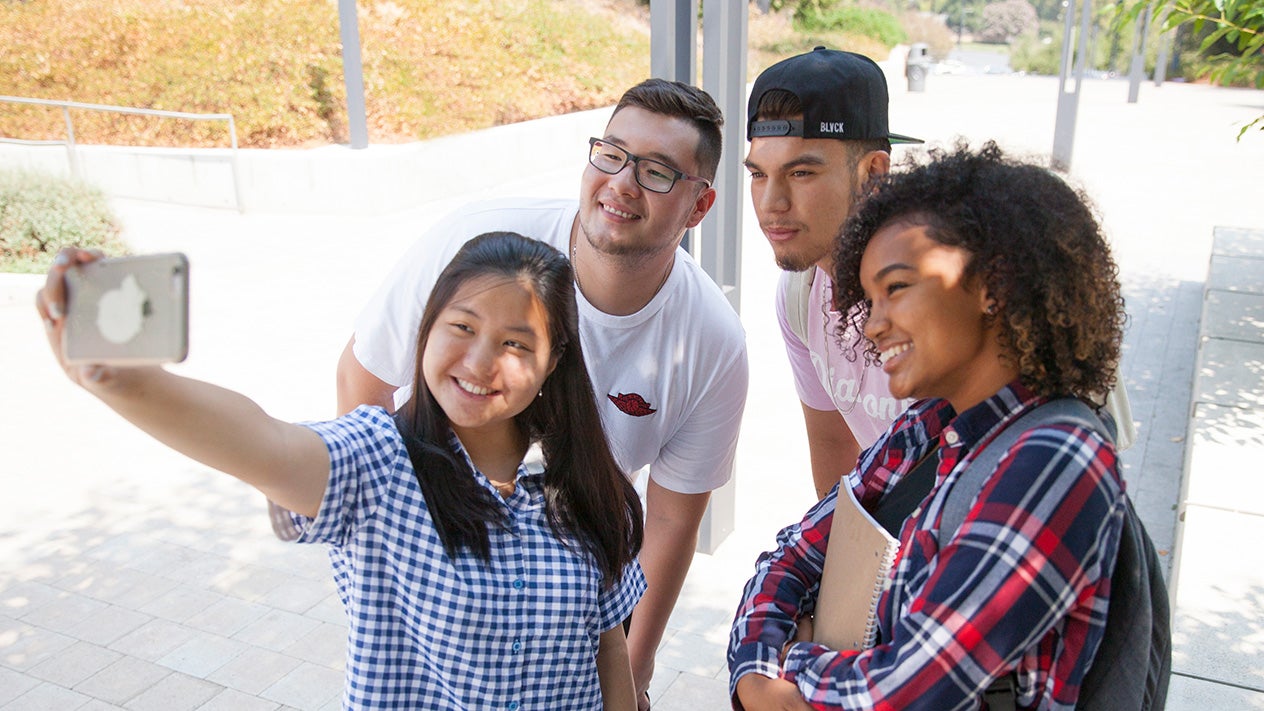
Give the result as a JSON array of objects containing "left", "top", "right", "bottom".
[{"left": 906, "top": 43, "right": 930, "bottom": 92}]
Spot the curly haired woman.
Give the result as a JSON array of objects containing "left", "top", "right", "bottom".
[{"left": 730, "top": 142, "right": 1129, "bottom": 710}]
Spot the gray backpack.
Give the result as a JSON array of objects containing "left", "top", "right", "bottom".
[{"left": 938, "top": 398, "right": 1171, "bottom": 711}]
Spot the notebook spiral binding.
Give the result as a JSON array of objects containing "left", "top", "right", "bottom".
[{"left": 861, "top": 545, "right": 899, "bottom": 649}]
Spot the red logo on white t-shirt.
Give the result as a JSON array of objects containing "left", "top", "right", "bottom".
[{"left": 608, "top": 392, "right": 656, "bottom": 417}]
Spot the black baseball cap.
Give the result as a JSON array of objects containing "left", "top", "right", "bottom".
[{"left": 747, "top": 46, "right": 922, "bottom": 144}]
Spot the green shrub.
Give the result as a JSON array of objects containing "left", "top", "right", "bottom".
[
  {"left": 795, "top": 2, "right": 908, "bottom": 47},
  {"left": 1010, "top": 33, "right": 1060, "bottom": 74},
  {"left": 1011, "top": 17, "right": 1120, "bottom": 75},
  {"left": 1010, "top": 20, "right": 1068, "bottom": 75},
  {"left": 0, "top": 169, "right": 127, "bottom": 273}
]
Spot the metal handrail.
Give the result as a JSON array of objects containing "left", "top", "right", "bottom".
[{"left": 0, "top": 95, "right": 243, "bottom": 211}]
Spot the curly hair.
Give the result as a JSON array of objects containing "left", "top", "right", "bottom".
[{"left": 831, "top": 141, "right": 1125, "bottom": 401}]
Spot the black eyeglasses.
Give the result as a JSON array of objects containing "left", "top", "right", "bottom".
[{"left": 587, "top": 138, "right": 712, "bottom": 194}]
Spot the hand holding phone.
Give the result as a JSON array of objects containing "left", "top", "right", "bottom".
[{"left": 61, "top": 252, "right": 189, "bottom": 365}]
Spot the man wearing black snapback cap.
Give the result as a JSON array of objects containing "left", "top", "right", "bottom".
[
  {"left": 743, "top": 47, "right": 922, "bottom": 500},
  {"left": 743, "top": 47, "right": 1133, "bottom": 503}
]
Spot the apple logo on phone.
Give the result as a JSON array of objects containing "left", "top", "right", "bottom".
[{"left": 96, "top": 274, "right": 151, "bottom": 345}]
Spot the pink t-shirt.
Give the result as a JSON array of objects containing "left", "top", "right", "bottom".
[{"left": 776, "top": 268, "right": 914, "bottom": 450}]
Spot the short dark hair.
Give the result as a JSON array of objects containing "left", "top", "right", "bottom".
[
  {"left": 832, "top": 142, "right": 1125, "bottom": 401},
  {"left": 753, "top": 88, "right": 892, "bottom": 157},
  {"left": 399, "top": 232, "right": 643, "bottom": 586},
  {"left": 614, "top": 78, "right": 724, "bottom": 181}
]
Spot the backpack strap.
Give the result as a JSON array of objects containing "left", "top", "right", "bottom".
[
  {"left": 1102, "top": 377, "right": 1136, "bottom": 452},
  {"left": 783, "top": 268, "right": 817, "bottom": 347},
  {"left": 982, "top": 675, "right": 1019, "bottom": 711},
  {"left": 935, "top": 398, "right": 1113, "bottom": 709},
  {"left": 937, "top": 398, "right": 1110, "bottom": 550},
  {"left": 871, "top": 447, "right": 939, "bottom": 538}
]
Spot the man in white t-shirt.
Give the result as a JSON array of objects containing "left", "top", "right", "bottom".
[
  {"left": 333, "top": 79, "right": 748, "bottom": 710},
  {"left": 744, "top": 48, "right": 921, "bottom": 499}
]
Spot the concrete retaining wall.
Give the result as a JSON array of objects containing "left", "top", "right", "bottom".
[{"left": 0, "top": 105, "right": 611, "bottom": 215}]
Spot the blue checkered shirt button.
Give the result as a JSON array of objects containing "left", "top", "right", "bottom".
[
  {"left": 508, "top": 702, "right": 521, "bottom": 711},
  {"left": 512, "top": 578, "right": 526, "bottom": 590},
  {"left": 512, "top": 639, "right": 523, "bottom": 653}
]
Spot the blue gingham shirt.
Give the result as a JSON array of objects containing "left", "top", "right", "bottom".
[{"left": 291, "top": 406, "right": 646, "bottom": 710}]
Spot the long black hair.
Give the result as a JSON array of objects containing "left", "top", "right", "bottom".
[{"left": 395, "top": 231, "right": 643, "bottom": 586}]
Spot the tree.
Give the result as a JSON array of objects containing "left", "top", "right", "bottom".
[
  {"left": 978, "top": 0, "right": 1040, "bottom": 41},
  {"left": 1123, "top": 0, "right": 1263, "bottom": 138},
  {"left": 1027, "top": 0, "right": 1070, "bottom": 22}
]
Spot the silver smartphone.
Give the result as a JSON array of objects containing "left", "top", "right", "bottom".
[{"left": 63, "top": 252, "right": 189, "bottom": 365}]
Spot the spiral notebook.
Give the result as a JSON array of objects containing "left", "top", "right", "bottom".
[{"left": 814, "top": 482, "right": 900, "bottom": 651}]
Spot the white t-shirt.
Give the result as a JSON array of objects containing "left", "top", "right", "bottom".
[
  {"left": 776, "top": 267, "right": 913, "bottom": 450},
  {"left": 353, "top": 197, "right": 749, "bottom": 494}
]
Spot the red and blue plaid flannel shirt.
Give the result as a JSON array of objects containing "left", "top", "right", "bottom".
[{"left": 729, "top": 381, "right": 1125, "bottom": 710}]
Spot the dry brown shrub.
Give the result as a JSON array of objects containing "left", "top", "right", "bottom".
[
  {"left": 748, "top": 6, "right": 891, "bottom": 77},
  {"left": 1, "top": 0, "right": 649, "bottom": 148},
  {"left": 3, "top": 0, "right": 914, "bottom": 150},
  {"left": 902, "top": 12, "right": 956, "bottom": 60}
]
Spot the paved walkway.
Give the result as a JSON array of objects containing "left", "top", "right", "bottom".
[
  {"left": 2, "top": 70, "right": 1263, "bottom": 709},
  {"left": 1172, "top": 225, "right": 1264, "bottom": 707}
]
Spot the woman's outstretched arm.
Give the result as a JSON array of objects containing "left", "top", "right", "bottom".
[{"left": 37, "top": 249, "right": 329, "bottom": 517}]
